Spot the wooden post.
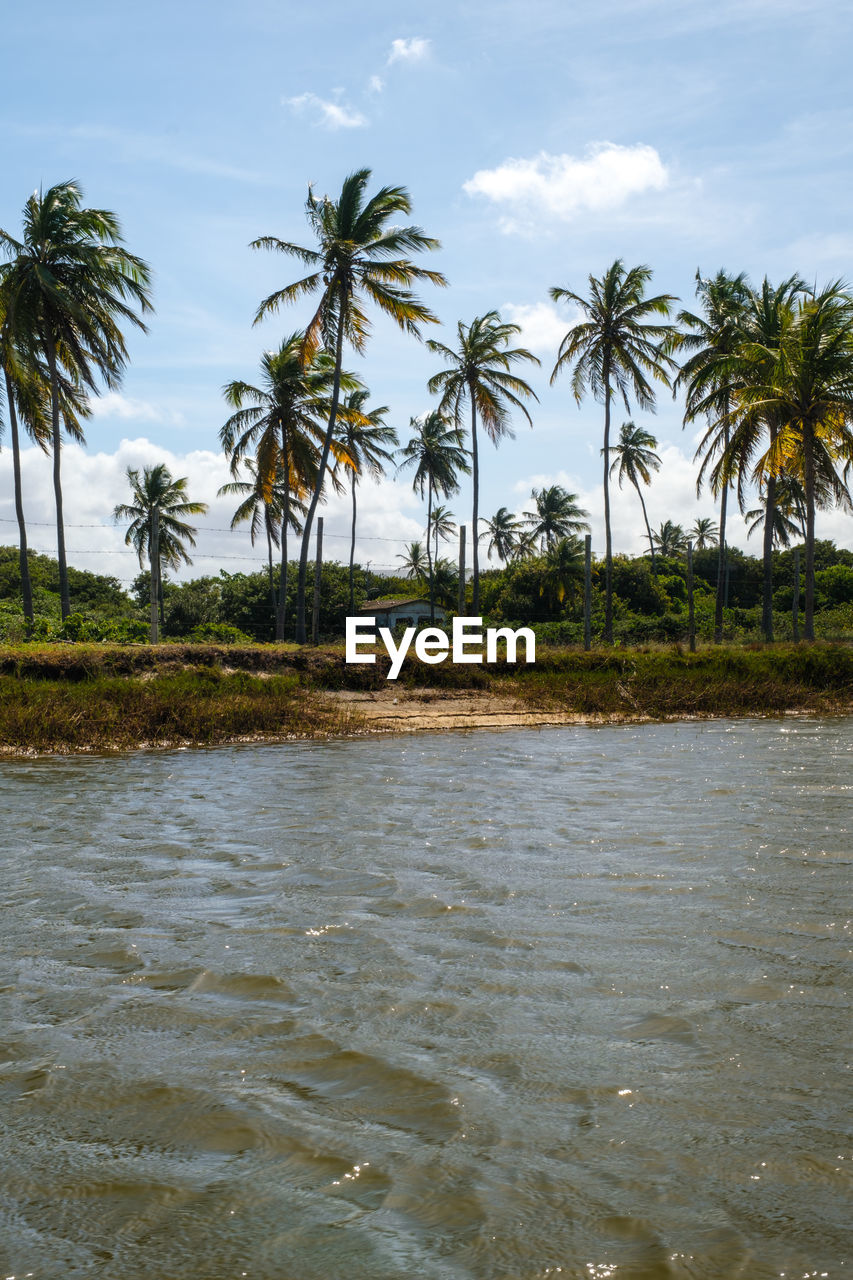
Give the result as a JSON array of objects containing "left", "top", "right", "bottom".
[
  {"left": 792, "top": 546, "right": 800, "bottom": 643},
  {"left": 724, "top": 555, "right": 731, "bottom": 609},
  {"left": 687, "top": 540, "right": 696, "bottom": 652},
  {"left": 311, "top": 517, "right": 323, "bottom": 646},
  {"left": 458, "top": 525, "right": 466, "bottom": 615},
  {"left": 584, "top": 533, "right": 592, "bottom": 651},
  {"left": 149, "top": 506, "right": 159, "bottom": 645}
]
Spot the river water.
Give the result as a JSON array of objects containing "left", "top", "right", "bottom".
[{"left": 0, "top": 718, "right": 850, "bottom": 1279}]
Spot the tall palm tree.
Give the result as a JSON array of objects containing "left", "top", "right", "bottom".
[
  {"left": 221, "top": 335, "right": 352, "bottom": 641},
  {"left": 722, "top": 284, "right": 853, "bottom": 639},
  {"left": 428, "top": 503, "right": 457, "bottom": 566},
  {"left": 482, "top": 506, "right": 522, "bottom": 563},
  {"left": 652, "top": 520, "right": 688, "bottom": 558},
  {"left": 551, "top": 260, "right": 676, "bottom": 642},
  {"left": 397, "top": 411, "right": 469, "bottom": 622},
  {"left": 334, "top": 387, "right": 398, "bottom": 614},
  {"left": 427, "top": 311, "right": 539, "bottom": 612},
  {"left": 607, "top": 420, "right": 661, "bottom": 570},
  {"left": 0, "top": 180, "right": 152, "bottom": 619},
  {"left": 524, "top": 485, "right": 589, "bottom": 552},
  {"left": 678, "top": 270, "right": 754, "bottom": 639},
  {"left": 218, "top": 456, "right": 306, "bottom": 612},
  {"left": 114, "top": 464, "right": 208, "bottom": 626},
  {"left": 690, "top": 517, "right": 719, "bottom": 549},
  {"left": 251, "top": 168, "right": 445, "bottom": 642}
]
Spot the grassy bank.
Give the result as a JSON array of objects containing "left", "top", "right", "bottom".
[{"left": 0, "top": 641, "right": 851, "bottom": 752}]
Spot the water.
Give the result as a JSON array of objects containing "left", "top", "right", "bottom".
[{"left": 0, "top": 718, "right": 850, "bottom": 1279}]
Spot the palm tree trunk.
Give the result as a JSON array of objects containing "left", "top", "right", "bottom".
[
  {"left": 349, "top": 476, "right": 357, "bottom": 616},
  {"left": 5, "top": 371, "right": 34, "bottom": 632},
  {"left": 45, "top": 343, "right": 70, "bottom": 620},
  {"left": 602, "top": 372, "right": 613, "bottom": 644},
  {"left": 296, "top": 308, "right": 345, "bottom": 644},
  {"left": 470, "top": 395, "right": 480, "bottom": 614},
  {"left": 761, "top": 469, "right": 776, "bottom": 642},
  {"left": 426, "top": 476, "right": 435, "bottom": 625},
  {"left": 803, "top": 426, "right": 816, "bottom": 641},
  {"left": 265, "top": 516, "right": 276, "bottom": 613},
  {"left": 275, "top": 438, "right": 289, "bottom": 642},
  {"left": 634, "top": 479, "right": 656, "bottom": 574},
  {"left": 714, "top": 394, "right": 731, "bottom": 644}
]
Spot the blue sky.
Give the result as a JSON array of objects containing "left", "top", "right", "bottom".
[{"left": 3, "top": 0, "right": 853, "bottom": 583}]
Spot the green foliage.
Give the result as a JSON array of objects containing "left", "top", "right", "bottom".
[{"left": 188, "top": 623, "right": 254, "bottom": 644}]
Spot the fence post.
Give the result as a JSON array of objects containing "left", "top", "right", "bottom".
[
  {"left": 792, "top": 546, "right": 800, "bottom": 643},
  {"left": 458, "top": 525, "right": 466, "bottom": 615},
  {"left": 584, "top": 533, "right": 592, "bottom": 651},
  {"left": 311, "top": 517, "right": 323, "bottom": 646},
  {"left": 687, "top": 540, "right": 696, "bottom": 652},
  {"left": 149, "top": 506, "right": 159, "bottom": 645}
]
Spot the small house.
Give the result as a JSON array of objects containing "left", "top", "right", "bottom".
[{"left": 356, "top": 597, "right": 445, "bottom": 628}]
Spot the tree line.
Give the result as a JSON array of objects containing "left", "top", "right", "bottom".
[{"left": 2, "top": 172, "right": 853, "bottom": 646}]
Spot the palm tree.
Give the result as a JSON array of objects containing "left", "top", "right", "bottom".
[
  {"left": 540, "top": 536, "right": 585, "bottom": 611},
  {"left": 482, "top": 507, "right": 522, "bottom": 563},
  {"left": 334, "top": 387, "right": 398, "bottom": 615},
  {"left": 606, "top": 420, "right": 661, "bottom": 570},
  {"left": 397, "top": 411, "right": 469, "bottom": 623},
  {"left": 744, "top": 475, "right": 807, "bottom": 548},
  {"left": 690, "top": 517, "right": 719, "bottom": 549},
  {"left": 218, "top": 456, "right": 306, "bottom": 612},
  {"left": 251, "top": 168, "right": 445, "bottom": 642},
  {"left": 724, "top": 285, "right": 853, "bottom": 639},
  {"left": 524, "top": 485, "right": 590, "bottom": 552},
  {"left": 220, "top": 335, "right": 352, "bottom": 641},
  {"left": 427, "top": 311, "right": 540, "bottom": 612},
  {"left": 652, "top": 520, "right": 688, "bottom": 558},
  {"left": 551, "top": 260, "right": 676, "bottom": 642},
  {"left": 428, "top": 503, "right": 457, "bottom": 565},
  {"left": 114, "top": 464, "right": 208, "bottom": 626},
  {"left": 678, "top": 270, "right": 757, "bottom": 638},
  {"left": 0, "top": 181, "right": 152, "bottom": 619},
  {"left": 398, "top": 540, "right": 428, "bottom": 582}
]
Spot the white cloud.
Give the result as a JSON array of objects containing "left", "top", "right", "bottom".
[
  {"left": 502, "top": 302, "right": 578, "bottom": 356},
  {"left": 286, "top": 93, "right": 367, "bottom": 130},
  {"left": 464, "top": 143, "right": 669, "bottom": 230},
  {"left": 387, "top": 37, "right": 431, "bottom": 65},
  {"left": 87, "top": 392, "right": 181, "bottom": 425},
  {"left": 368, "top": 75, "right": 384, "bottom": 94}
]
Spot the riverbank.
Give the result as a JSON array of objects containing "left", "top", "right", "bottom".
[
  {"left": 0, "top": 640, "right": 845, "bottom": 747},
  {"left": 1, "top": 641, "right": 852, "bottom": 752}
]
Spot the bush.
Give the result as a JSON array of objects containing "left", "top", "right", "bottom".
[{"left": 187, "top": 622, "right": 255, "bottom": 645}]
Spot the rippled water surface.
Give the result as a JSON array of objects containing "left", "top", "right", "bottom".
[{"left": 1, "top": 718, "right": 851, "bottom": 1279}]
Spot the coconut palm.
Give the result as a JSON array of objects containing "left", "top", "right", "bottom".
[
  {"left": 0, "top": 181, "right": 152, "bottom": 619},
  {"left": 744, "top": 475, "right": 808, "bottom": 548},
  {"left": 482, "top": 507, "right": 522, "bottom": 563},
  {"left": 428, "top": 503, "right": 457, "bottom": 565},
  {"left": 220, "top": 335, "right": 354, "bottom": 641},
  {"left": 251, "top": 167, "right": 445, "bottom": 642},
  {"left": 652, "top": 520, "right": 688, "bottom": 558},
  {"left": 397, "top": 411, "right": 469, "bottom": 623},
  {"left": 606, "top": 420, "right": 661, "bottom": 570},
  {"left": 540, "top": 536, "right": 585, "bottom": 611},
  {"left": 334, "top": 387, "right": 398, "bottom": 614},
  {"left": 427, "top": 311, "right": 540, "bottom": 612},
  {"left": 398, "top": 540, "right": 428, "bottom": 581},
  {"left": 114, "top": 464, "right": 208, "bottom": 626},
  {"left": 524, "top": 485, "right": 589, "bottom": 552},
  {"left": 722, "top": 285, "right": 853, "bottom": 639},
  {"left": 690, "top": 517, "right": 719, "bottom": 549},
  {"left": 218, "top": 457, "right": 306, "bottom": 612},
  {"left": 551, "top": 260, "right": 676, "bottom": 642}
]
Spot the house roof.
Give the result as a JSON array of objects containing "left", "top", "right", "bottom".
[{"left": 356, "top": 596, "right": 438, "bottom": 612}]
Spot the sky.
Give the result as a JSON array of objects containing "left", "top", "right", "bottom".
[{"left": 2, "top": 0, "right": 853, "bottom": 587}]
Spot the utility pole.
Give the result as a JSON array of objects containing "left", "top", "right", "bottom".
[
  {"left": 792, "top": 546, "right": 801, "bottom": 643},
  {"left": 458, "top": 526, "right": 466, "bottom": 616},
  {"left": 311, "top": 517, "right": 323, "bottom": 646},
  {"left": 149, "top": 505, "right": 159, "bottom": 645},
  {"left": 686, "top": 540, "right": 696, "bottom": 652},
  {"left": 583, "top": 534, "right": 592, "bottom": 651}
]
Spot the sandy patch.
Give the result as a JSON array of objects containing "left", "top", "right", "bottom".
[{"left": 323, "top": 687, "right": 620, "bottom": 733}]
